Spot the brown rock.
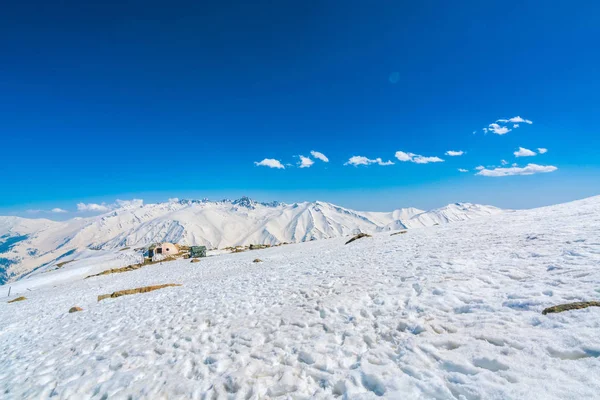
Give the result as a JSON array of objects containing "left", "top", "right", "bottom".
[
  {"left": 253, "top": 259, "right": 263, "bottom": 263},
  {"left": 69, "top": 306, "right": 83, "bottom": 313},
  {"left": 190, "top": 258, "right": 201, "bottom": 263}
]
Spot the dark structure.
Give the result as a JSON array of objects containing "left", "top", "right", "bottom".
[{"left": 190, "top": 246, "right": 207, "bottom": 258}]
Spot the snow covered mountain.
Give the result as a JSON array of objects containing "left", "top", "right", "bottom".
[{"left": 0, "top": 197, "right": 502, "bottom": 283}]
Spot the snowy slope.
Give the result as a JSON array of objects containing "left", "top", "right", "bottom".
[
  {"left": 0, "top": 195, "right": 598, "bottom": 399},
  {"left": 0, "top": 198, "right": 502, "bottom": 283}
]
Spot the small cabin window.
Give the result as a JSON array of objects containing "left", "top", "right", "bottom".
[{"left": 156, "top": 248, "right": 162, "bottom": 254}]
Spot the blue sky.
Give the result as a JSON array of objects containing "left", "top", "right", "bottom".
[{"left": 1, "top": 1, "right": 599, "bottom": 218}]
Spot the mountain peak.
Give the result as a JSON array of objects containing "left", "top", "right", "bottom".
[{"left": 232, "top": 196, "right": 257, "bottom": 208}]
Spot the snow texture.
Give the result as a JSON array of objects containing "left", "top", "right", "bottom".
[{"left": 1, "top": 196, "right": 599, "bottom": 399}]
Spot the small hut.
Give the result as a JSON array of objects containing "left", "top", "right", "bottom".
[
  {"left": 148, "top": 243, "right": 179, "bottom": 258},
  {"left": 190, "top": 246, "right": 207, "bottom": 258}
]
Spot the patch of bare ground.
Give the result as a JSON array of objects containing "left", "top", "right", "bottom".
[
  {"left": 56, "top": 260, "right": 74, "bottom": 268},
  {"left": 542, "top": 301, "right": 600, "bottom": 315},
  {"left": 85, "top": 257, "right": 177, "bottom": 279},
  {"left": 8, "top": 296, "right": 26, "bottom": 304},
  {"left": 390, "top": 230, "right": 408, "bottom": 236},
  {"left": 345, "top": 233, "right": 372, "bottom": 245},
  {"left": 97, "top": 284, "right": 182, "bottom": 302}
]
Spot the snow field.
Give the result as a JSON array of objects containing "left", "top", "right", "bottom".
[{"left": 0, "top": 196, "right": 599, "bottom": 399}]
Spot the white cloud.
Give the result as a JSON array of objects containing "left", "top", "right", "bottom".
[
  {"left": 115, "top": 199, "right": 144, "bottom": 208},
  {"left": 476, "top": 163, "right": 557, "bottom": 177},
  {"left": 395, "top": 151, "right": 444, "bottom": 164},
  {"left": 412, "top": 155, "right": 444, "bottom": 164},
  {"left": 254, "top": 158, "right": 285, "bottom": 169},
  {"left": 475, "top": 165, "right": 485, "bottom": 170},
  {"left": 458, "top": 168, "right": 469, "bottom": 172},
  {"left": 298, "top": 155, "right": 314, "bottom": 168},
  {"left": 538, "top": 148, "right": 548, "bottom": 154},
  {"left": 345, "top": 156, "right": 370, "bottom": 166},
  {"left": 508, "top": 116, "right": 533, "bottom": 124},
  {"left": 445, "top": 150, "right": 464, "bottom": 157},
  {"left": 514, "top": 147, "right": 537, "bottom": 157},
  {"left": 479, "top": 116, "right": 532, "bottom": 136},
  {"left": 77, "top": 199, "right": 144, "bottom": 213},
  {"left": 310, "top": 150, "right": 329, "bottom": 163},
  {"left": 488, "top": 123, "right": 511, "bottom": 135},
  {"left": 394, "top": 151, "right": 414, "bottom": 162},
  {"left": 77, "top": 202, "right": 111, "bottom": 213},
  {"left": 501, "top": 159, "right": 508, "bottom": 165},
  {"left": 168, "top": 198, "right": 179, "bottom": 203},
  {"left": 28, "top": 208, "right": 69, "bottom": 214},
  {"left": 344, "top": 156, "right": 394, "bottom": 167}
]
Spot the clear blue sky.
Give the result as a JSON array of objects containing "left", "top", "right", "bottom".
[{"left": 2, "top": 0, "right": 599, "bottom": 217}]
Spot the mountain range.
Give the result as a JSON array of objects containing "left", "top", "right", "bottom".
[{"left": 0, "top": 197, "right": 502, "bottom": 283}]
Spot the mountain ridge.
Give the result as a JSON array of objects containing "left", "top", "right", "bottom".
[{"left": 0, "top": 197, "right": 503, "bottom": 283}]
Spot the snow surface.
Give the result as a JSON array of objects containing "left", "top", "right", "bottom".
[
  {"left": 1, "top": 196, "right": 599, "bottom": 399},
  {"left": 0, "top": 198, "right": 502, "bottom": 283}
]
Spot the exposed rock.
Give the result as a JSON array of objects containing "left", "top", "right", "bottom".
[
  {"left": 98, "top": 284, "right": 182, "bottom": 302},
  {"left": 345, "top": 233, "right": 372, "bottom": 245},
  {"left": 542, "top": 301, "right": 600, "bottom": 315},
  {"left": 69, "top": 306, "right": 83, "bottom": 313},
  {"left": 7, "top": 296, "right": 26, "bottom": 304},
  {"left": 390, "top": 230, "right": 408, "bottom": 236},
  {"left": 249, "top": 244, "right": 270, "bottom": 250},
  {"left": 253, "top": 259, "right": 263, "bottom": 263},
  {"left": 190, "top": 258, "right": 201, "bottom": 263},
  {"left": 86, "top": 263, "right": 143, "bottom": 279}
]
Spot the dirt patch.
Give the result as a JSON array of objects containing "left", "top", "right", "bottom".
[
  {"left": 98, "top": 284, "right": 182, "bottom": 302},
  {"left": 190, "top": 258, "right": 201, "bottom": 263},
  {"left": 253, "top": 259, "right": 263, "bottom": 263},
  {"left": 8, "top": 296, "right": 26, "bottom": 303},
  {"left": 345, "top": 233, "right": 372, "bottom": 245},
  {"left": 119, "top": 247, "right": 131, "bottom": 251},
  {"left": 542, "top": 301, "right": 600, "bottom": 315},
  {"left": 56, "top": 260, "right": 74, "bottom": 268},
  {"left": 390, "top": 230, "right": 408, "bottom": 236},
  {"left": 86, "top": 264, "right": 143, "bottom": 279},
  {"left": 86, "top": 257, "right": 177, "bottom": 279},
  {"left": 69, "top": 306, "right": 83, "bottom": 313}
]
